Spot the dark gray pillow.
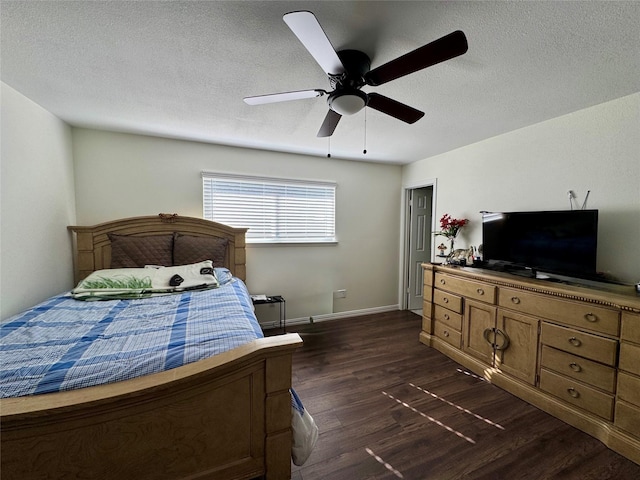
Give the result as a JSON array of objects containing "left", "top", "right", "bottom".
[
  {"left": 173, "top": 233, "right": 228, "bottom": 266},
  {"left": 108, "top": 234, "right": 174, "bottom": 268}
]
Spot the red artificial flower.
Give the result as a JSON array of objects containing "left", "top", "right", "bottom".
[{"left": 436, "top": 214, "right": 469, "bottom": 239}]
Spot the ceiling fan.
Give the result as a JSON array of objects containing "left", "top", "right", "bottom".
[{"left": 244, "top": 11, "right": 468, "bottom": 137}]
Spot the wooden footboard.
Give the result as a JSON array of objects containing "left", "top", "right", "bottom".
[{"left": 0, "top": 333, "right": 303, "bottom": 480}]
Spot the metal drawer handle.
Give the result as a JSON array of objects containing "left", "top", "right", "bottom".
[
  {"left": 569, "top": 362, "right": 582, "bottom": 372},
  {"left": 443, "top": 330, "right": 450, "bottom": 337},
  {"left": 584, "top": 313, "right": 597, "bottom": 322},
  {"left": 494, "top": 329, "right": 511, "bottom": 351},
  {"left": 444, "top": 313, "right": 450, "bottom": 320},
  {"left": 568, "top": 337, "right": 582, "bottom": 347},
  {"left": 567, "top": 387, "right": 580, "bottom": 399},
  {"left": 443, "top": 297, "right": 449, "bottom": 303},
  {"left": 483, "top": 328, "right": 496, "bottom": 347},
  {"left": 482, "top": 328, "right": 510, "bottom": 350},
  {"left": 477, "top": 288, "right": 485, "bottom": 295},
  {"left": 440, "top": 278, "right": 446, "bottom": 285},
  {"left": 511, "top": 296, "right": 521, "bottom": 304}
]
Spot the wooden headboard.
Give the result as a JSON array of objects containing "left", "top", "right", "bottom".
[{"left": 68, "top": 214, "right": 247, "bottom": 283}]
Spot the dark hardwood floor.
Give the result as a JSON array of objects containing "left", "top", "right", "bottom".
[{"left": 272, "top": 311, "right": 640, "bottom": 480}]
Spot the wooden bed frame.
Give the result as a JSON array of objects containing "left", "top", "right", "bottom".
[
  {"left": 0, "top": 214, "right": 303, "bottom": 480},
  {"left": 68, "top": 213, "right": 249, "bottom": 283}
]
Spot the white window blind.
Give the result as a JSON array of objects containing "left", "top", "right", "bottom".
[{"left": 202, "top": 173, "right": 336, "bottom": 244}]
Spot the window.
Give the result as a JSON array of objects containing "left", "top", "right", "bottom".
[{"left": 202, "top": 172, "right": 336, "bottom": 244}]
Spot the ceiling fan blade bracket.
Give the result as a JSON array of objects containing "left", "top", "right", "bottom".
[{"left": 328, "top": 72, "right": 347, "bottom": 90}]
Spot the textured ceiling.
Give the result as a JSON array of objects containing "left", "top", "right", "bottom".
[{"left": 1, "top": 1, "right": 639, "bottom": 164}]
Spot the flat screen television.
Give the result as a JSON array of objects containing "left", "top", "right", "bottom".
[{"left": 481, "top": 209, "right": 599, "bottom": 280}]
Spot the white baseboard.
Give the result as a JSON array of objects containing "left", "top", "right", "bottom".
[{"left": 285, "top": 304, "right": 400, "bottom": 326}]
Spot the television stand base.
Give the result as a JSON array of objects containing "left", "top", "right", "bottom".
[{"left": 484, "top": 262, "right": 536, "bottom": 278}]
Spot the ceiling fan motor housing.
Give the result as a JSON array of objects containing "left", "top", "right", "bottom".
[
  {"left": 327, "top": 50, "right": 372, "bottom": 115},
  {"left": 332, "top": 50, "right": 371, "bottom": 88}
]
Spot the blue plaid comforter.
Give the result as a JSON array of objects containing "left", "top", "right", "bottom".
[{"left": 0, "top": 269, "right": 263, "bottom": 398}]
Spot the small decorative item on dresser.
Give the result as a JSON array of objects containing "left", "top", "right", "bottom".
[
  {"left": 448, "top": 247, "right": 475, "bottom": 266},
  {"left": 437, "top": 243, "right": 448, "bottom": 257}
]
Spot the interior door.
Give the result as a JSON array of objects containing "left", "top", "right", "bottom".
[{"left": 407, "top": 187, "right": 433, "bottom": 310}]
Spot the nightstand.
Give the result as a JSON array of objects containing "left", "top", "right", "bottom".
[{"left": 251, "top": 295, "right": 286, "bottom": 332}]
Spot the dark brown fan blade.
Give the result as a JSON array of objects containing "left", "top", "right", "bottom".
[
  {"left": 365, "top": 30, "right": 467, "bottom": 86},
  {"left": 366, "top": 93, "right": 424, "bottom": 124},
  {"left": 317, "top": 109, "right": 342, "bottom": 137}
]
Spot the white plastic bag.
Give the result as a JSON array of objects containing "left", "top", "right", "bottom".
[{"left": 291, "top": 389, "right": 319, "bottom": 466}]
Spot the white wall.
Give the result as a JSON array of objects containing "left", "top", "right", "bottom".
[
  {"left": 1, "top": 83, "right": 76, "bottom": 320},
  {"left": 3, "top": 84, "right": 636, "bottom": 322},
  {"left": 72, "top": 129, "right": 403, "bottom": 320},
  {"left": 403, "top": 93, "right": 640, "bottom": 285}
]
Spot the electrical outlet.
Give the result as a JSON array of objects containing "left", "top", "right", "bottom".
[{"left": 334, "top": 289, "right": 347, "bottom": 298}]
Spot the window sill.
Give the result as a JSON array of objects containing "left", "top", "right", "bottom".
[{"left": 247, "top": 240, "right": 338, "bottom": 247}]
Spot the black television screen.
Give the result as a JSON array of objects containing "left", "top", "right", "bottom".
[{"left": 482, "top": 209, "right": 598, "bottom": 279}]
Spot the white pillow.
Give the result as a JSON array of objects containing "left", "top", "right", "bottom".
[
  {"left": 72, "top": 261, "right": 218, "bottom": 299},
  {"left": 145, "top": 260, "right": 218, "bottom": 289}
]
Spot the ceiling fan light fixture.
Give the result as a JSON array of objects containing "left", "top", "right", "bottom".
[{"left": 328, "top": 90, "right": 367, "bottom": 116}]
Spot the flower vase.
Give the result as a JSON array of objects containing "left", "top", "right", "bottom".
[{"left": 449, "top": 238, "right": 455, "bottom": 254}]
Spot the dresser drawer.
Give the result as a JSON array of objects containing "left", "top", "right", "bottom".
[
  {"left": 434, "top": 273, "right": 496, "bottom": 304},
  {"left": 540, "top": 345, "right": 616, "bottom": 393},
  {"left": 498, "top": 287, "right": 619, "bottom": 336},
  {"left": 619, "top": 342, "right": 640, "bottom": 376},
  {"left": 615, "top": 400, "right": 640, "bottom": 437},
  {"left": 433, "top": 304, "right": 462, "bottom": 331},
  {"left": 540, "top": 368, "right": 614, "bottom": 420},
  {"left": 541, "top": 322, "right": 618, "bottom": 366},
  {"left": 617, "top": 371, "right": 640, "bottom": 407},
  {"left": 433, "top": 288, "right": 462, "bottom": 313},
  {"left": 433, "top": 320, "right": 462, "bottom": 349},
  {"left": 423, "top": 285, "right": 433, "bottom": 303},
  {"left": 621, "top": 312, "right": 640, "bottom": 344}
]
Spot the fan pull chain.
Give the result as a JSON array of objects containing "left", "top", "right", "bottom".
[
  {"left": 327, "top": 136, "right": 331, "bottom": 158},
  {"left": 363, "top": 107, "right": 367, "bottom": 154}
]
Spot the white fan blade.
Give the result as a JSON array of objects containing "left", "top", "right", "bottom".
[
  {"left": 283, "top": 11, "right": 345, "bottom": 75},
  {"left": 244, "top": 89, "right": 325, "bottom": 105}
]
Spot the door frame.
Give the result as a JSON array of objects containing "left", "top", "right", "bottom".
[{"left": 399, "top": 178, "right": 438, "bottom": 310}]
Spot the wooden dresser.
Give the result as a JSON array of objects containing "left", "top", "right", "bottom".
[{"left": 421, "top": 264, "right": 640, "bottom": 464}]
